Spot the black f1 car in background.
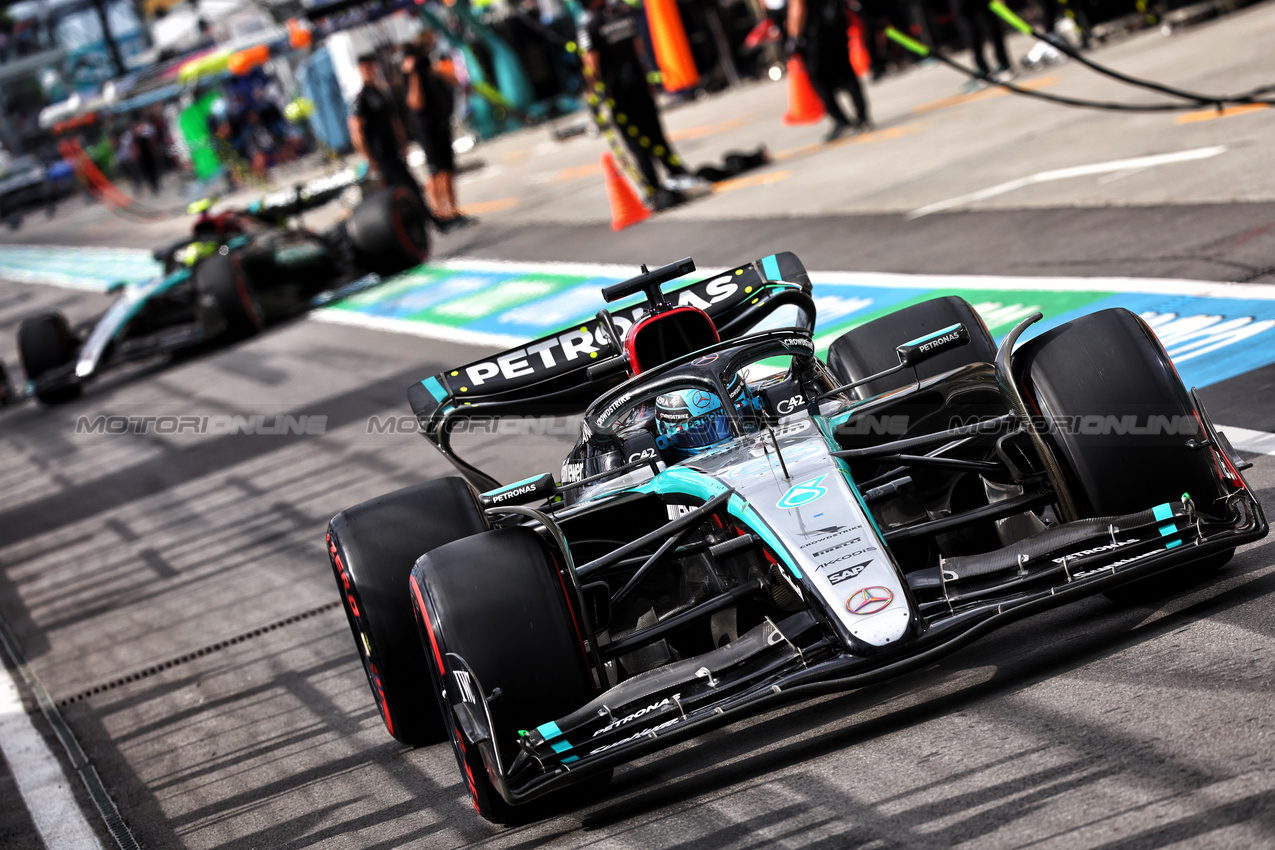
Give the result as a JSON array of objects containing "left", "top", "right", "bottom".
[
  {"left": 327, "top": 252, "right": 1266, "bottom": 823},
  {"left": 8, "top": 164, "right": 429, "bottom": 405}
]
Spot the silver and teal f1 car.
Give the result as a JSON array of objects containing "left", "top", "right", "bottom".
[
  {"left": 9, "top": 165, "right": 428, "bottom": 405},
  {"left": 327, "top": 253, "right": 1265, "bottom": 823}
]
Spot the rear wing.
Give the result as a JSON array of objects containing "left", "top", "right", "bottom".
[
  {"left": 246, "top": 161, "right": 370, "bottom": 222},
  {"left": 407, "top": 251, "right": 814, "bottom": 489}
]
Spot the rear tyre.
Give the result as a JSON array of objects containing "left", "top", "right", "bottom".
[
  {"left": 411, "top": 528, "right": 599, "bottom": 824},
  {"left": 327, "top": 478, "right": 487, "bottom": 746},
  {"left": 1014, "top": 308, "right": 1232, "bottom": 601},
  {"left": 826, "top": 296, "right": 996, "bottom": 399},
  {"left": 347, "top": 187, "right": 430, "bottom": 277},
  {"left": 18, "top": 310, "right": 81, "bottom": 404},
  {"left": 195, "top": 252, "right": 262, "bottom": 339}
]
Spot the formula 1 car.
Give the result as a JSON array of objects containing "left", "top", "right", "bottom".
[
  {"left": 9, "top": 164, "right": 428, "bottom": 405},
  {"left": 327, "top": 253, "right": 1266, "bottom": 823}
]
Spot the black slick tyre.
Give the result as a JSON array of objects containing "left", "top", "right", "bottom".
[
  {"left": 327, "top": 478, "right": 487, "bottom": 746},
  {"left": 195, "top": 252, "right": 262, "bottom": 339},
  {"left": 17, "top": 310, "right": 81, "bottom": 404},
  {"left": 346, "top": 187, "right": 430, "bottom": 277},
  {"left": 1014, "top": 308, "right": 1232, "bottom": 600},
  {"left": 826, "top": 296, "right": 996, "bottom": 398},
  {"left": 411, "top": 528, "right": 598, "bottom": 824}
]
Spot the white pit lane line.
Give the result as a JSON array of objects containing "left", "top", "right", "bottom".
[
  {"left": 907, "top": 145, "right": 1229, "bottom": 219},
  {"left": 0, "top": 663, "right": 104, "bottom": 850},
  {"left": 1217, "top": 425, "right": 1275, "bottom": 458}
]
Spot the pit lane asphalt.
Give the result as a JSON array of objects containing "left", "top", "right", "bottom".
[
  {"left": 1, "top": 203, "right": 1274, "bottom": 847},
  {"left": 5, "top": 8, "right": 1275, "bottom": 843}
]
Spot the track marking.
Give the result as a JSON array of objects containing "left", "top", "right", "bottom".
[
  {"left": 907, "top": 145, "right": 1228, "bottom": 219},
  {"left": 459, "top": 196, "right": 519, "bottom": 216},
  {"left": 712, "top": 169, "right": 792, "bottom": 193},
  {"left": 910, "top": 74, "right": 1059, "bottom": 115},
  {"left": 0, "top": 664, "right": 104, "bottom": 849},
  {"left": 668, "top": 117, "right": 750, "bottom": 141},
  {"left": 548, "top": 163, "right": 603, "bottom": 183},
  {"left": 1175, "top": 103, "right": 1269, "bottom": 124},
  {"left": 1216, "top": 425, "right": 1275, "bottom": 457}
]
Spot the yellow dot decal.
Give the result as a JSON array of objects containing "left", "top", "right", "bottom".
[
  {"left": 580, "top": 326, "right": 588, "bottom": 333},
  {"left": 450, "top": 371, "right": 459, "bottom": 376},
  {"left": 460, "top": 386, "right": 469, "bottom": 392},
  {"left": 744, "top": 286, "right": 753, "bottom": 293},
  {"left": 590, "top": 351, "right": 598, "bottom": 358},
  {"left": 735, "top": 269, "right": 743, "bottom": 275},
  {"left": 640, "top": 137, "right": 650, "bottom": 147},
  {"left": 751, "top": 298, "right": 759, "bottom": 304},
  {"left": 615, "top": 112, "right": 626, "bottom": 123}
]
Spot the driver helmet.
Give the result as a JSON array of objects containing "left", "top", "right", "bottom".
[{"left": 655, "top": 376, "right": 753, "bottom": 457}]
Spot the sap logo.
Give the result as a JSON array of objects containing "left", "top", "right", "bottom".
[
  {"left": 775, "top": 394, "right": 805, "bottom": 415},
  {"left": 827, "top": 560, "right": 871, "bottom": 586}
]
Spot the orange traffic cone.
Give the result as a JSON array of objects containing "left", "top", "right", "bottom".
[
  {"left": 782, "top": 55, "right": 825, "bottom": 125},
  {"left": 601, "top": 152, "right": 650, "bottom": 232},
  {"left": 848, "top": 13, "right": 870, "bottom": 78}
]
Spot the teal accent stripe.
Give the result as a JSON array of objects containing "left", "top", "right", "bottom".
[
  {"left": 761, "top": 254, "right": 782, "bottom": 282},
  {"left": 1158, "top": 523, "right": 1178, "bottom": 537},
  {"left": 633, "top": 468, "right": 729, "bottom": 501},
  {"left": 549, "top": 739, "right": 573, "bottom": 754},
  {"left": 561, "top": 755, "right": 579, "bottom": 764},
  {"left": 903, "top": 323, "right": 961, "bottom": 347},
  {"left": 728, "top": 494, "right": 801, "bottom": 579},
  {"left": 422, "top": 376, "right": 448, "bottom": 402},
  {"left": 1165, "top": 539, "right": 1183, "bottom": 549},
  {"left": 535, "top": 721, "right": 562, "bottom": 741},
  {"left": 1153, "top": 503, "right": 1174, "bottom": 522}
]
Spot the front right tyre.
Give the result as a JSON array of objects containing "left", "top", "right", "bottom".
[{"left": 411, "top": 527, "right": 600, "bottom": 823}]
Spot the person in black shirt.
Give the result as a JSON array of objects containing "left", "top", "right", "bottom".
[
  {"left": 348, "top": 53, "right": 428, "bottom": 214},
  {"left": 787, "top": 0, "right": 871, "bottom": 141},
  {"left": 578, "top": 0, "right": 691, "bottom": 200},
  {"left": 403, "top": 34, "right": 469, "bottom": 230}
]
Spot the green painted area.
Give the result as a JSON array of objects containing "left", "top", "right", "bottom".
[{"left": 813, "top": 287, "right": 1112, "bottom": 355}]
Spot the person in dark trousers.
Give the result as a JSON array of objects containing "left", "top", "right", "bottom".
[
  {"left": 950, "top": 0, "right": 1012, "bottom": 86},
  {"left": 787, "top": 0, "right": 871, "bottom": 141},
  {"left": 348, "top": 53, "right": 429, "bottom": 216},
  {"left": 403, "top": 34, "right": 470, "bottom": 230},
  {"left": 578, "top": 0, "right": 697, "bottom": 206}
]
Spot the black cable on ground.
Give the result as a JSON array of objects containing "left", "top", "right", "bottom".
[
  {"left": 884, "top": 27, "right": 1264, "bottom": 112},
  {"left": 988, "top": 1, "right": 1275, "bottom": 106}
]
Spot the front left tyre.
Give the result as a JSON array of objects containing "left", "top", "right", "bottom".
[
  {"left": 17, "top": 310, "right": 81, "bottom": 404},
  {"left": 327, "top": 478, "right": 488, "bottom": 746}
]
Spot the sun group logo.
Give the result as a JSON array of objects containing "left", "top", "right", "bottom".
[
  {"left": 592, "top": 694, "right": 680, "bottom": 738},
  {"left": 846, "top": 586, "right": 893, "bottom": 615},
  {"left": 777, "top": 474, "right": 828, "bottom": 509}
]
